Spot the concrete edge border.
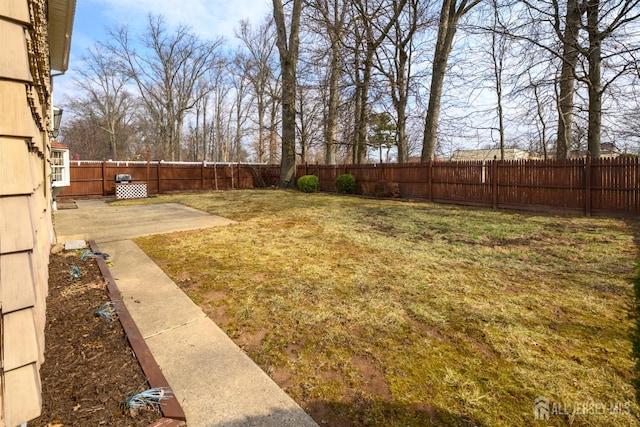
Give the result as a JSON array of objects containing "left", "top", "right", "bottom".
[{"left": 88, "top": 240, "right": 187, "bottom": 424}]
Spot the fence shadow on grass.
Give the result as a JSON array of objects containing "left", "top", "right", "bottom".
[
  {"left": 303, "top": 398, "right": 489, "bottom": 427},
  {"left": 209, "top": 399, "right": 488, "bottom": 427}
]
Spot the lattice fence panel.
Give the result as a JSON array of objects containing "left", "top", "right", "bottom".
[{"left": 116, "top": 183, "right": 147, "bottom": 199}]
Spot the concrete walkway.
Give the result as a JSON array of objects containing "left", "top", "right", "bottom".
[{"left": 54, "top": 200, "right": 318, "bottom": 427}]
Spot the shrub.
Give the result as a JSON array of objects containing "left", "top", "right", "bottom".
[
  {"left": 374, "top": 180, "right": 400, "bottom": 198},
  {"left": 335, "top": 174, "right": 356, "bottom": 194},
  {"left": 297, "top": 175, "right": 320, "bottom": 193}
]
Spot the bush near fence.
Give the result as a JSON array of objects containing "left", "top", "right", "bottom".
[{"left": 59, "top": 158, "right": 639, "bottom": 216}]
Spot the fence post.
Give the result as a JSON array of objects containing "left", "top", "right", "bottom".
[
  {"left": 201, "top": 161, "right": 206, "bottom": 190},
  {"left": 585, "top": 156, "right": 592, "bottom": 217},
  {"left": 428, "top": 160, "right": 433, "bottom": 202},
  {"left": 492, "top": 160, "right": 498, "bottom": 209},
  {"left": 213, "top": 163, "right": 218, "bottom": 190},
  {"left": 146, "top": 155, "right": 150, "bottom": 190},
  {"left": 101, "top": 160, "right": 107, "bottom": 196},
  {"left": 157, "top": 161, "right": 161, "bottom": 194}
]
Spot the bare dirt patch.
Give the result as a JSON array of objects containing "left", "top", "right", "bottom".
[{"left": 28, "top": 252, "right": 160, "bottom": 426}]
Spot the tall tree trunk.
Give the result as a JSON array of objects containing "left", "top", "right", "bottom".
[
  {"left": 280, "top": 64, "right": 297, "bottom": 182},
  {"left": 175, "top": 116, "right": 183, "bottom": 161},
  {"left": 273, "top": 0, "right": 302, "bottom": 187},
  {"left": 109, "top": 130, "right": 117, "bottom": 160},
  {"left": 555, "top": 0, "right": 581, "bottom": 159},
  {"left": 299, "top": 94, "right": 307, "bottom": 164},
  {"left": 356, "top": 49, "right": 373, "bottom": 164},
  {"left": 235, "top": 87, "right": 244, "bottom": 161},
  {"left": 194, "top": 103, "right": 201, "bottom": 161},
  {"left": 491, "top": 7, "right": 505, "bottom": 161},
  {"left": 396, "top": 104, "right": 407, "bottom": 162},
  {"left": 586, "top": 0, "right": 602, "bottom": 158},
  {"left": 395, "top": 43, "right": 409, "bottom": 163},
  {"left": 308, "top": 0, "right": 348, "bottom": 164},
  {"left": 269, "top": 102, "right": 279, "bottom": 163},
  {"left": 325, "top": 42, "right": 340, "bottom": 165},
  {"left": 389, "top": 33, "right": 410, "bottom": 163},
  {"left": 389, "top": 0, "right": 418, "bottom": 163},
  {"left": 532, "top": 81, "right": 548, "bottom": 159},
  {"left": 257, "top": 95, "right": 266, "bottom": 162},
  {"left": 352, "top": 0, "right": 407, "bottom": 164},
  {"left": 421, "top": 0, "right": 481, "bottom": 161},
  {"left": 202, "top": 98, "right": 208, "bottom": 161},
  {"left": 421, "top": 0, "right": 460, "bottom": 161}
]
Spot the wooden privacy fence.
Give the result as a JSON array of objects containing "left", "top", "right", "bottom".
[
  {"left": 58, "top": 160, "right": 280, "bottom": 199},
  {"left": 300, "top": 157, "right": 640, "bottom": 216},
  {"left": 60, "top": 158, "right": 639, "bottom": 216}
]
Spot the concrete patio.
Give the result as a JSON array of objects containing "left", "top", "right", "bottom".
[{"left": 54, "top": 199, "right": 318, "bottom": 427}]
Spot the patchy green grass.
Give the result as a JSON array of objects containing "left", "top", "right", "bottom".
[{"left": 123, "top": 190, "right": 639, "bottom": 426}]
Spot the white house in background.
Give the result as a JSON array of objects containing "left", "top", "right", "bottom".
[
  {"left": 450, "top": 148, "right": 540, "bottom": 161},
  {"left": 568, "top": 142, "right": 619, "bottom": 159}
]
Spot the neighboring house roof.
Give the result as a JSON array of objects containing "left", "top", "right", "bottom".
[
  {"left": 51, "top": 141, "right": 69, "bottom": 150},
  {"left": 600, "top": 142, "right": 616, "bottom": 153},
  {"left": 49, "top": 0, "right": 77, "bottom": 72},
  {"left": 568, "top": 142, "right": 619, "bottom": 158},
  {"left": 450, "top": 148, "right": 536, "bottom": 161},
  {"left": 406, "top": 156, "right": 445, "bottom": 162}
]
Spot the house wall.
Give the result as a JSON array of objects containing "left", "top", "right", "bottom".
[
  {"left": 0, "top": 0, "right": 53, "bottom": 425},
  {"left": 450, "top": 148, "right": 539, "bottom": 161}
]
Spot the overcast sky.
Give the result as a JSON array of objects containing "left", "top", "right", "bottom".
[{"left": 54, "top": 0, "right": 272, "bottom": 104}]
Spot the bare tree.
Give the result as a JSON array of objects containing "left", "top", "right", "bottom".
[
  {"left": 507, "top": 0, "right": 640, "bottom": 158},
  {"left": 105, "top": 15, "right": 223, "bottom": 160},
  {"left": 490, "top": 0, "right": 507, "bottom": 160},
  {"left": 375, "top": 0, "right": 424, "bottom": 162},
  {"left": 60, "top": 114, "right": 112, "bottom": 160},
  {"left": 552, "top": 0, "right": 583, "bottom": 159},
  {"left": 306, "top": 0, "right": 351, "bottom": 164},
  {"left": 351, "top": 0, "right": 407, "bottom": 164},
  {"left": 236, "top": 18, "right": 279, "bottom": 163},
  {"left": 187, "top": 79, "right": 212, "bottom": 161},
  {"left": 529, "top": 72, "right": 555, "bottom": 159},
  {"left": 230, "top": 51, "right": 253, "bottom": 161},
  {"left": 421, "top": 0, "right": 482, "bottom": 161},
  {"left": 70, "top": 47, "right": 134, "bottom": 160},
  {"left": 273, "top": 0, "right": 303, "bottom": 186},
  {"left": 296, "top": 81, "right": 324, "bottom": 163},
  {"left": 581, "top": 0, "right": 640, "bottom": 157},
  {"left": 266, "top": 77, "right": 283, "bottom": 164},
  {"left": 211, "top": 71, "right": 232, "bottom": 162}
]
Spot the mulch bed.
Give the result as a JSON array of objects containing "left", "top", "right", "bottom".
[{"left": 28, "top": 252, "right": 161, "bottom": 426}]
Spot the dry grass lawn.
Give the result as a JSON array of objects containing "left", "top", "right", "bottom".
[{"left": 119, "top": 190, "right": 639, "bottom": 426}]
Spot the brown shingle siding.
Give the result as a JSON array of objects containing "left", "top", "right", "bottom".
[
  {"left": 0, "top": 252, "right": 36, "bottom": 314},
  {"left": 3, "top": 308, "right": 39, "bottom": 371},
  {"left": 0, "top": 82, "right": 41, "bottom": 138},
  {"left": 0, "top": 0, "right": 73, "bottom": 424},
  {"left": 0, "top": 20, "right": 32, "bottom": 82},
  {"left": 0, "top": 138, "right": 34, "bottom": 196},
  {"left": 0, "top": 196, "right": 34, "bottom": 254},
  {"left": 0, "top": 0, "right": 30, "bottom": 24},
  {"left": 3, "top": 363, "right": 41, "bottom": 426}
]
